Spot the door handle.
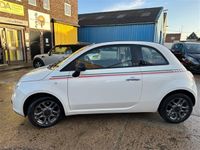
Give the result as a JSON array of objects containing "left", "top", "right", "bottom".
[{"left": 126, "top": 77, "right": 140, "bottom": 82}]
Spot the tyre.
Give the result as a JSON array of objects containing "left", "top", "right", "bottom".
[
  {"left": 27, "top": 97, "right": 63, "bottom": 128},
  {"left": 33, "top": 58, "right": 45, "bottom": 68},
  {"left": 159, "top": 93, "right": 193, "bottom": 123}
]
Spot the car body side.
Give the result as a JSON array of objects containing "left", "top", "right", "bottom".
[{"left": 12, "top": 41, "right": 197, "bottom": 117}]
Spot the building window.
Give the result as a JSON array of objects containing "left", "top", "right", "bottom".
[
  {"left": 64, "top": 3, "right": 71, "bottom": 16},
  {"left": 43, "top": 0, "right": 50, "bottom": 10},
  {"left": 28, "top": 0, "right": 37, "bottom": 6}
]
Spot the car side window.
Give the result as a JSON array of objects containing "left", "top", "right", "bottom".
[
  {"left": 140, "top": 46, "right": 168, "bottom": 66},
  {"left": 52, "top": 46, "right": 72, "bottom": 54},
  {"left": 63, "top": 45, "right": 134, "bottom": 71}
]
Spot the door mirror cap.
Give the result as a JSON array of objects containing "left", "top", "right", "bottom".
[{"left": 72, "top": 63, "right": 86, "bottom": 77}]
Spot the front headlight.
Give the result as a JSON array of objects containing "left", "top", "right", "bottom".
[{"left": 186, "top": 56, "right": 200, "bottom": 65}]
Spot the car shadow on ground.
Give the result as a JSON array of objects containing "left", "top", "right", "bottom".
[{"left": 19, "top": 113, "right": 186, "bottom": 130}]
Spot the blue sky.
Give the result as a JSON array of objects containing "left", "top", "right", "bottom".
[{"left": 78, "top": 0, "right": 200, "bottom": 40}]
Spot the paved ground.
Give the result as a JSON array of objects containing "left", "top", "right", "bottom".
[{"left": 0, "top": 69, "right": 200, "bottom": 150}]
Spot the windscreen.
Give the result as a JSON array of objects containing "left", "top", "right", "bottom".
[{"left": 186, "top": 43, "right": 200, "bottom": 54}]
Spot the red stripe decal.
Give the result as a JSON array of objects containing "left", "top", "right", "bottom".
[{"left": 49, "top": 70, "right": 183, "bottom": 80}]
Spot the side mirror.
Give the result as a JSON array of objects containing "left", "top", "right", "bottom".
[{"left": 72, "top": 63, "right": 86, "bottom": 77}]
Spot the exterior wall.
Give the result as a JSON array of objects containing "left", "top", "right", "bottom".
[
  {"left": 0, "top": 0, "right": 78, "bottom": 26},
  {"left": 51, "top": 0, "right": 78, "bottom": 26},
  {"left": 154, "top": 12, "right": 166, "bottom": 44},
  {"left": 78, "top": 24, "right": 155, "bottom": 43}
]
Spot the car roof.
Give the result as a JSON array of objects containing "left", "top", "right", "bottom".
[{"left": 87, "top": 41, "right": 162, "bottom": 48}]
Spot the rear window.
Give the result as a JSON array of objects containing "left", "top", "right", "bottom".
[{"left": 141, "top": 46, "right": 168, "bottom": 66}]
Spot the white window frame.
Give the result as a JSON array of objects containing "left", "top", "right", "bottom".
[
  {"left": 64, "top": 3, "right": 71, "bottom": 16},
  {"left": 43, "top": 0, "right": 50, "bottom": 10},
  {"left": 28, "top": 0, "right": 37, "bottom": 6}
]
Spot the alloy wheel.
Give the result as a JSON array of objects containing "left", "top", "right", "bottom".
[
  {"left": 166, "top": 97, "right": 190, "bottom": 122},
  {"left": 33, "top": 100, "right": 61, "bottom": 126}
]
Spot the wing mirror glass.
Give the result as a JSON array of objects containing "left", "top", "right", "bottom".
[{"left": 72, "top": 63, "right": 86, "bottom": 77}]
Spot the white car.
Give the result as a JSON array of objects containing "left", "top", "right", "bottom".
[
  {"left": 33, "top": 44, "right": 88, "bottom": 68},
  {"left": 12, "top": 41, "right": 197, "bottom": 128}
]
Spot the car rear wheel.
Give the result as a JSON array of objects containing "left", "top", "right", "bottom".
[
  {"left": 27, "top": 97, "right": 63, "bottom": 128},
  {"left": 33, "top": 59, "right": 45, "bottom": 68},
  {"left": 159, "top": 93, "right": 193, "bottom": 123}
]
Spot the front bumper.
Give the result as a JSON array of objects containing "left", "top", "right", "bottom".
[{"left": 12, "top": 87, "right": 26, "bottom": 117}]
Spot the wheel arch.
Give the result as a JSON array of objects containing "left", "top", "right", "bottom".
[
  {"left": 23, "top": 93, "right": 65, "bottom": 116},
  {"left": 158, "top": 89, "right": 196, "bottom": 111}
]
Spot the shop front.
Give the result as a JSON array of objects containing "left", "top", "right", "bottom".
[
  {"left": 0, "top": 0, "right": 27, "bottom": 65},
  {"left": 0, "top": 17, "right": 28, "bottom": 65},
  {"left": 0, "top": 0, "right": 78, "bottom": 65},
  {"left": 0, "top": 26, "right": 25, "bottom": 64}
]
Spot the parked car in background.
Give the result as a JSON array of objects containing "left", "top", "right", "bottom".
[
  {"left": 12, "top": 41, "right": 197, "bottom": 128},
  {"left": 33, "top": 43, "right": 89, "bottom": 68},
  {"left": 171, "top": 42, "right": 200, "bottom": 73}
]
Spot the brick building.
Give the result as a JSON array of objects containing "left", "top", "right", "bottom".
[
  {"left": 164, "top": 33, "right": 181, "bottom": 49},
  {"left": 0, "top": 0, "right": 78, "bottom": 65}
]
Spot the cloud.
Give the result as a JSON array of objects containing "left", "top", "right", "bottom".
[{"left": 103, "top": 0, "right": 145, "bottom": 12}]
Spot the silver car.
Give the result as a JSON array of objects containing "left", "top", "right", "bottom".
[{"left": 33, "top": 44, "right": 88, "bottom": 68}]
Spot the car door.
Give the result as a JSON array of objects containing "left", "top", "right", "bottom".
[{"left": 66, "top": 45, "right": 142, "bottom": 112}]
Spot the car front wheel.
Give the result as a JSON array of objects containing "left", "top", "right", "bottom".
[
  {"left": 33, "top": 58, "right": 45, "bottom": 68},
  {"left": 27, "top": 97, "right": 63, "bottom": 128},
  {"left": 159, "top": 93, "right": 193, "bottom": 123}
]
